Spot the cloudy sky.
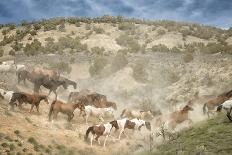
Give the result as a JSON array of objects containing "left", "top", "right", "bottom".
[{"left": 0, "top": 0, "right": 232, "bottom": 28}]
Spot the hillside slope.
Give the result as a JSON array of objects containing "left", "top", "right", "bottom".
[
  {"left": 1, "top": 16, "right": 232, "bottom": 57},
  {"left": 142, "top": 113, "right": 232, "bottom": 155}
]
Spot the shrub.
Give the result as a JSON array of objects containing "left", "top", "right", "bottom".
[
  {"left": 170, "top": 46, "right": 182, "bottom": 53},
  {"left": 93, "top": 26, "right": 105, "bottom": 34},
  {"left": 0, "top": 48, "right": 4, "bottom": 57},
  {"left": 132, "top": 59, "right": 148, "bottom": 82},
  {"left": 45, "top": 37, "right": 54, "bottom": 42},
  {"left": 75, "top": 22, "right": 81, "bottom": 27},
  {"left": 116, "top": 34, "right": 141, "bottom": 52},
  {"left": 157, "top": 29, "right": 166, "bottom": 36},
  {"left": 85, "top": 24, "right": 91, "bottom": 30},
  {"left": 29, "top": 30, "right": 37, "bottom": 36},
  {"left": 91, "top": 46, "right": 105, "bottom": 55},
  {"left": 111, "top": 53, "right": 128, "bottom": 72},
  {"left": 2, "top": 29, "right": 9, "bottom": 35},
  {"left": 9, "top": 49, "right": 16, "bottom": 56},
  {"left": 33, "top": 23, "right": 42, "bottom": 30},
  {"left": 118, "top": 22, "right": 135, "bottom": 31},
  {"left": 151, "top": 44, "right": 170, "bottom": 52},
  {"left": 8, "top": 23, "right": 16, "bottom": 30},
  {"left": 58, "top": 22, "right": 66, "bottom": 32},
  {"left": 89, "top": 56, "right": 108, "bottom": 77},
  {"left": 44, "top": 23, "right": 56, "bottom": 31},
  {"left": 23, "top": 39, "right": 43, "bottom": 56},
  {"left": 50, "top": 62, "right": 72, "bottom": 74},
  {"left": 21, "top": 20, "right": 29, "bottom": 26},
  {"left": 0, "top": 35, "right": 15, "bottom": 46},
  {"left": 183, "top": 53, "right": 194, "bottom": 63},
  {"left": 28, "top": 137, "right": 38, "bottom": 145}
]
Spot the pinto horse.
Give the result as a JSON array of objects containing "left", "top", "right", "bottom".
[
  {"left": 9, "top": 92, "right": 49, "bottom": 113},
  {"left": 115, "top": 118, "right": 151, "bottom": 140},
  {"left": 48, "top": 100, "right": 86, "bottom": 122},
  {"left": 168, "top": 105, "right": 193, "bottom": 129},
  {"left": 85, "top": 120, "right": 119, "bottom": 147},
  {"left": 203, "top": 89, "right": 232, "bottom": 117},
  {"left": 217, "top": 100, "right": 232, "bottom": 122}
]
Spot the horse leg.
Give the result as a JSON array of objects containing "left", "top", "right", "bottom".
[
  {"left": 118, "top": 129, "right": 124, "bottom": 140},
  {"left": 29, "top": 104, "right": 35, "bottom": 113},
  {"left": 103, "top": 135, "right": 109, "bottom": 147},
  {"left": 53, "top": 111, "right": 58, "bottom": 120},
  {"left": 36, "top": 105, "right": 40, "bottom": 114},
  {"left": 90, "top": 134, "right": 94, "bottom": 147},
  {"left": 226, "top": 108, "right": 232, "bottom": 122}
]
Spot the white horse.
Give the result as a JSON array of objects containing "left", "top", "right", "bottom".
[
  {"left": 116, "top": 118, "right": 151, "bottom": 140},
  {"left": 217, "top": 100, "right": 232, "bottom": 121},
  {"left": 0, "top": 88, "right": 15, "bottom": 110},
  {"left": 84, "top": 105, "right": 115, "bottom": 124},
  {"left": 0, "top": 88, "right": 14, "bottom": 103}
]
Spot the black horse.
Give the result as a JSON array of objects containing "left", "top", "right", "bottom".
[
  {"left": 34, "top": 75, "right": 67, "bottom": 99},
  {"left": 60, "top": 76, "right": 77, "bottom": 89}
]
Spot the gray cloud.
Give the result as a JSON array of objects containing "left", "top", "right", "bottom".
[{"left": 0, "top": 0, "right": 231, "bottom": 28}]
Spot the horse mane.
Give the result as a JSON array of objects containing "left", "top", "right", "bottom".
[{"left": 218, "top": 89, "right": 232, "bottom": 98}]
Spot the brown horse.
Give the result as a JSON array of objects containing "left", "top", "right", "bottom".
[
  {"left": 67, "top": 89, "right": 91, "bottom": 103},
  {"left": 203, "top": 89, "right": 232, "bottom": 117},
  {"left": 9, "top": 92, "right": 49, "bottom": 113},
  {"left": 168, "top": 105, "right": 193, "bottom": 129},
  {"left": 48, "top": 100, "right": 86, "bottom": 122}
]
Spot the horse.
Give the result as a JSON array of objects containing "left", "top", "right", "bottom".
[
  {"left": 59, "top": 76, "right": 77, "bottom": 89},
  {"left": 120, "top": 109, "right": 154, "bottom": 120},
  {"left": 0, "top": 88, "right": 14, "bottom": 103},
  {"left": 48, "top": 100, "right": 86, "bottom": 122},
  {"left": 203, "top": 89, "right": 232, "bottom": 117},
  {"left": 85, "top": 120, "right": 119, "bottom": 147},
  {"left": 168, "top": 105, "right": 193, "bottom": 129},
  {"left": 114, "top": 118, "right": 151, "bottom": 140},
  {"left": 217, "top": 100, "right": 232, "bottom": 122},
  {"left": 68, "top": 89, "right": 91, "bottom": 103},
  {"left": 17, "top": 69, "right": 37, "bottom": 85},
  {"left": 33, "top": 75, "right": 67, "bottom": 99},
  {"left": 9, "top": 92, "right": 49, "bottom": 113},
  {"left": 84, "top": 105, "right": 115, "bottom": 124}
]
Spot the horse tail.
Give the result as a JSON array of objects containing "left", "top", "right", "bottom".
[
  {"left": 203, "top": 103, "right": 207, "bottom": 114},
  {"left": 85, "top": 126, "right": 94, "bottom": 141},
  {"left": 120, "top": 109, "right": 126, "bottom": 118},
  {"left": 48, "top": 100, "right": 56, "bottom": 121},
  {"left": 216, "top": 104, "right": 223, "bottom": 112}
]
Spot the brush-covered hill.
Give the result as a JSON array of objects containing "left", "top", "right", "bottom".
[
  {"left": 140, "top": 113, "right": 232, "bottom": 155},
  {"left": 1, "top": 16, "right": 232, "bottom": 57}
]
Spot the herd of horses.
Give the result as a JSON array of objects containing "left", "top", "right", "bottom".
[{"left": 1, "top": 62, "right": 232, "bottom": 147}]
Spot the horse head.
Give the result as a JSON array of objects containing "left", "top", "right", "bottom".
[
  {"left": 40, "top": 95, "right": 49, "bottom": 104},
  {"left": 110, "top": 120, "right": 119, "bottom": 130},
  {"left": 183, "top": 105, "right": 194, "bottom": 112},
  {"left": 145, "top": 121, "right": 151, "bottom": 131}
]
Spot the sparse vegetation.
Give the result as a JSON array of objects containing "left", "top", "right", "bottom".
[{"left": 89, "top": 56, "right": 108, "bottom": 77}]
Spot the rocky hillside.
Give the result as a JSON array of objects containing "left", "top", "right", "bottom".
[{"left": 1, "top": 16, "right": 232, "bottom": 57}]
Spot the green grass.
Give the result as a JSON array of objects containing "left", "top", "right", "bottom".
[{"left": 146, "top": 113, "right": 232, "bottom": 155}]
